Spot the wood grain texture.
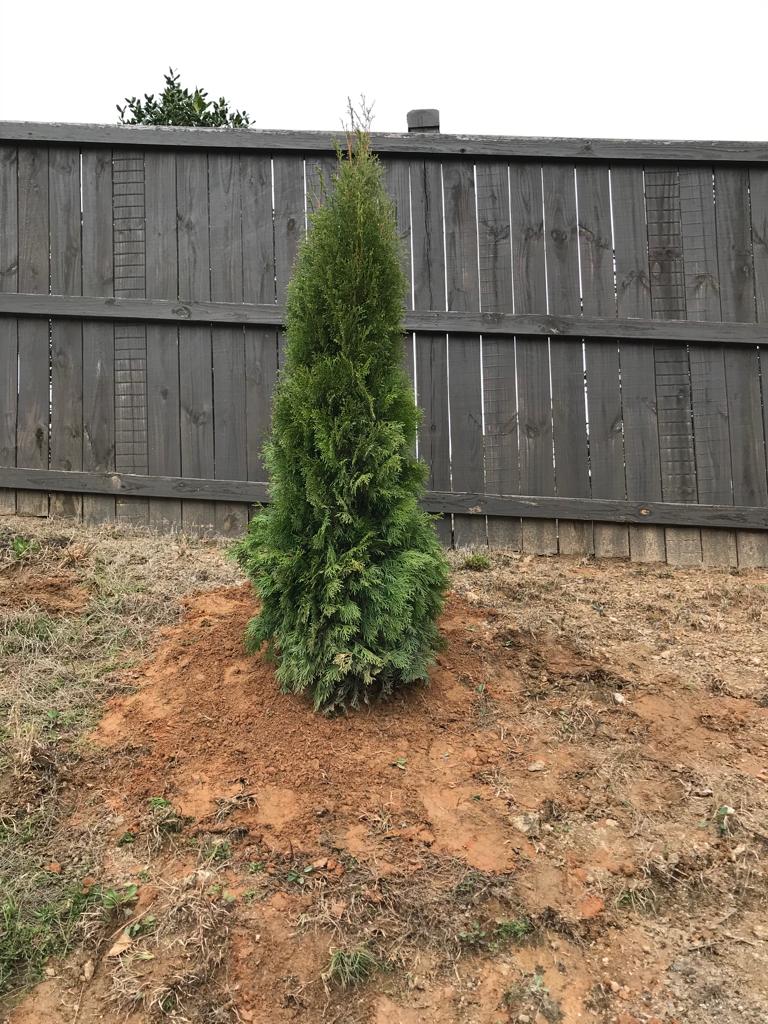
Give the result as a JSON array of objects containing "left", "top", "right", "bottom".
[
  {"left": 16, "top": 146, "right": 49, "bottom": 516},
  {"left": 715, "top": 167, "right": 768, "bottom": 565},
  {"left": 544, "top": 162, "right": 591, "bottom": 555},
  {"left": 476, "top": 160, "right": 520, "bottom": 548},
  {"left": 443, "top": 159, "right": 485, "bottom": 547},
  {"left": 6, "top": 122, "right": 768, "bottom": 163},
  {"left": 0, "top": 466, "right": 764, "bottom": 529},
  {"left": 0, "top": 146, "right": 17, "bottom": 514},
  {"left": 7, "top": 291, "right": 768, "bottom": 344},
  {"left": 510, "top": 160, "right": 557, "bottom": 553},
  {"left": 578, "top": 163, "right": 628, "bottom": 557},
  {"left": 411, "top": 158, "right": 450, "bottom": 544},
  {"left": 209, "top": 153, "right": 248, "bottom": 533},
  {"left": 176, "top": 152, "right": 215, "bottom": 531},
  {"left": 145, "top": 149, "right": 182, "bottom": 528},
  {"left": 612, "top": 164, "right": 664, "bottom": 561},
  {"left": 81, "top": 148, "right": 116, "bottom": 524},
  {"left": 679, "top": 167, "right": 736, "bottom": 564}
]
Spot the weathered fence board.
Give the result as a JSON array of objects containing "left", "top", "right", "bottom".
[{"left": 1, "top": 121, "right": 768, "bottom": 566}]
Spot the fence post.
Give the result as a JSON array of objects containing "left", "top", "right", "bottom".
[{"left": 407, "top": 109, "right": 440, "bottom": 133}]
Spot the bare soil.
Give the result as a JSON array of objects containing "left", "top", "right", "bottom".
[{"left": 2, "top": 525, "right": 767, "bottom": 1024}]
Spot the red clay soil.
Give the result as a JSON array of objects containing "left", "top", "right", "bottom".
[
  {"left": 9, "top": 564, "right": 768, "bottom": 1024},
  {"left": 0, "top": 569, "right": 90, "bottom": 615}
]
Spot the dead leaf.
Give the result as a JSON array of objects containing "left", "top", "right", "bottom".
[{"left": 106, "top": 930, "right": 133, "bottom": 958}]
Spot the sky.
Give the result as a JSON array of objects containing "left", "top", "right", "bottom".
[{"left": 0, "top": 0, "right": 766, "bottom": 141}]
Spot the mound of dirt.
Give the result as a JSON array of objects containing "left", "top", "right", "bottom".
[{"left": 95, "top": 586, "right": 526, "bottom": 874}]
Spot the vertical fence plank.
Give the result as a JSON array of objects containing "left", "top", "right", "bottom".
[
  {"left": 305, "top": 155, "right": 337, "bottom": 215},
  {"left": 477, "top": 161, "right": 520, "bottom": 549},
  {"left": 49, "top": 145, "right": 83, "bottom": 520},
  {"left": 82, "top": 148, "right": 116, "bottom": 524},
  {"left": 578, "top": 164, "right": 629, "bottom": 559},
  {"left": 612, "top": 164, "right": 665, "bottom": 562},
  {"left": 384, "top": 158, "right": 415, "bottom": 397},
  {"left": 144, "top": 150, "right": 182, "bottom": 531},
  {"left": 646, "top": 166, "right": 702, "bottom": 564},
  {"left": 176, "top": 152, "right": 215, "bottom": 533},
  {"left": 715, "top": 167, "right": 768, "bottom": 566},
  {"left": 16, "top": 146, "right": 49, "bottom": 517},
  {"left": 411, "top": 158, "right": 451, "bottom": 545},
  {"left": 273, "top": 154, "right": 306, "bottom": 373},
  {"left": 209, "top": 152, "right": 248, "bottom": 535},
  {"left": 749, "top": 167, "right": 768, "bottom": 539},
  {"left": 679, "top": 167, "right": 737, "bottom": 565},
  {"left": 443, "top": 160, "right": 485, "bottom": 547},
  {"left": 0, "top": 145, "right": 18, "bottom": 515},
  {"left": 242, "top": 154, "right": 279, "bottom": 494},
  {"left": 511, "top": 161, "right": 557, "bottom": 554},
  {"left": 544, "top": 162, "right": 591, "bottom": 555}
]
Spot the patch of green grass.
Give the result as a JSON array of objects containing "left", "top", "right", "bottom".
[
  {"left": 9, "top": 537, "right": 40, "bottom": 560},
  {"left": 461, "top": 553, "right": 491, "bottom": 571},
  {"left": 0, "top": 881, "right": 138, "bottom": 997},
  {"left": 247, "top": 861, "right": 265, "bottom": 874},
  {"left": 322, "top": 946, "right": 380, "bottom": 989},
  {"left": 458, "top": 917, "right": 533, "bottom": 951},
  {"left": 202, "top": 838, "right": 231, "bottom": 864}
]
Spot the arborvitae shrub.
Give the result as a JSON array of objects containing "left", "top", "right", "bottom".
[{"left": 236, "top": 130, "right": 449, "bottom": 711}]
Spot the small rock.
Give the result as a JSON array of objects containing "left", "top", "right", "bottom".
[
  {"left": 609, "top": 980, "right": 621, "bottom": 993},
  {"left": 613, "top": 692, "right": 626, "bottom": 704},
  {"left": 82, "top": 959, "right": 95, "bottom": 982},
  {"left": 44, "top": 967, "right": 56, "bottom": 978},
  {"left": 518, "top": 1015, "right": 531, "bottom": 1023},
  {"left": 604, "top": 818, "right": 619, "bottom": 827},
  {"left": 511, "top": 812, "right": 541, "bottom": 837},
  {"left": 693, "top": 787, "right": 713, "bottom": 798},
  {"left": 527, "top": 761, "right": 546, "bottom": 773},
  {"left": 601, "top": 957, "right": 610, "bottom": 966},
  {"left": 753, "top": 924, "right": 768, "bottom": 940}
]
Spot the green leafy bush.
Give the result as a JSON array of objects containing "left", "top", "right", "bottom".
[
  {"left": 117, "top": 68, "right": 250, "bottom": 127},
  {"left": 236, "top": 128, "right": 449, "bottom": 711}
]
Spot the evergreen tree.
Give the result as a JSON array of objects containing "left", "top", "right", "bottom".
[
  {"left": 236, "top": 127, "right": 449, "bottom": 712},
  {"left": 117, "top": 68, "right": 250, "bottom": 127}
]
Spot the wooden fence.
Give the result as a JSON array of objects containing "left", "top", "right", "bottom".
[{"left": 1, "top": 118, "right": 768, "bottom": 565}]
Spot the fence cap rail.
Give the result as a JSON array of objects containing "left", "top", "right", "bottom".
[{"left": 2, "top": 120, "right": 768, "bottom": 163}]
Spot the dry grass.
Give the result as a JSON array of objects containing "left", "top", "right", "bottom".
[
  {"left": 0, "top": 517, "right": 241, "bottom": 1002},
  {"left": 109, "top": 871, "right": 234, "bottom": 1019}
]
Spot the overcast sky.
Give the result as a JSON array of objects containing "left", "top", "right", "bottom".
[{"left": 1, "top": 0, "right": 766, "bottom": 141}]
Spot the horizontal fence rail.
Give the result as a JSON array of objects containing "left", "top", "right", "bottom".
[
  {"left": 2, "top": 468, "right": 767, "bottom": 531},
  {"left": 1, "top": 119, "right": 768, "bottom": 567},
  {"left": 3, "top": 292, "right": 768, "bottom": 346},
  {"left": 3, "top": 120, "right": 768, "bottom": 162}
]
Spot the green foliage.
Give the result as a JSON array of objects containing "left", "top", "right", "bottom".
[
  {"left": 323, "top": 946, "right": 380, "bottom": 988},
  {"left": 236, "top": 128, "right": 449, "bottom": 711},
  {"left": 0, "top": 882, "right": 137, "bottom": 996},
  {"left": 117, "top": 68, "right": 250, "bottom": 127},
  {"left": 461, "top": 552, "right": 491, "bottom": 571}
]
